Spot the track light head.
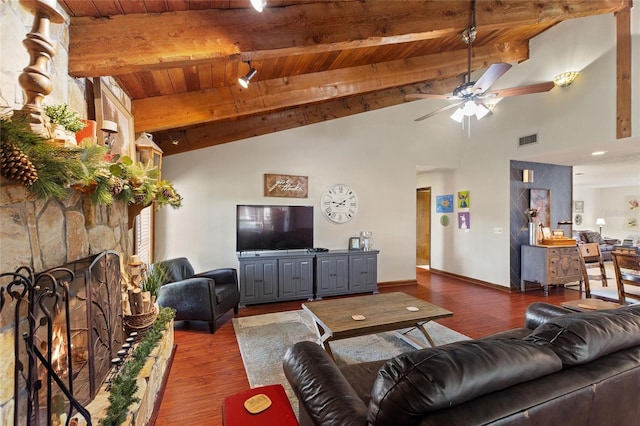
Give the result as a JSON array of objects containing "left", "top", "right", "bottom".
[
  {"left": 238, "top": 62, "right": 257, "bottom": 88},
  {"left": 250, "top": 0, "right": 267, "bottom": 12}
]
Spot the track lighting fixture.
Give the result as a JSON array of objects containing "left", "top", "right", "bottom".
[
  {"left": 238, "top": 61, "right": 257, "bottom": 88},
  {"left": 250, "top": 0, "right": 266, "bottom": 12}
]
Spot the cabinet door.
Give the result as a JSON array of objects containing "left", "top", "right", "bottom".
[
  {"left": 279, "top": 258, "right": 297, "bottom": 298},
  {"left": 239, "top": 261, "right": 261, "bottom": 304},
  {"left": 316, "top": 257, "right": 335, "bottom": 295},
  {"left": 335, "top": 256, "right": 349, "bottom": 292},
  {"left": 261, "top": 260, "right": 278, "bottom": 300},
  {"left": 297, "top": 257, "right": 314, "bottom": 297},
  {"left": 349, "top": 255, "right": 367, "bottom": 292},
  {"left": 362, "top": 254, "right": 378, "bottom": 290}
]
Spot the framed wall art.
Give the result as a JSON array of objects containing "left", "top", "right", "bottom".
[
  {"left": 436, "top": 194, "right": 454, "bottom": 213},
  {"left": 530, "top": 188, "right": 551, "bottom": 227},
  {"left": 458, "top": 191, "right": 470, "bottom": 209},
  {"left": 264, "top": 174, "right": 308, "bottom": 198},
  {"left": 94, "top": 78, "right": 136, "bottom": 161},
  {"left": 574, "top": 200, "right": 584, "bottom": 213}
]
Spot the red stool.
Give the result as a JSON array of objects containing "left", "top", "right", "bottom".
[{"left": 222, "top": 384, "right": 298, "bottom": 425}]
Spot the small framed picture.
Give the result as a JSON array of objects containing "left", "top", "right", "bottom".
[
  {"left": 542, "top": 226, "right": 552, "bottom": 239},
  {"left": 349, "top": 237, "right": 361, "bottom": 250},
  {"left": 574, "top": 200, "right": 584, "bottom": 213}
]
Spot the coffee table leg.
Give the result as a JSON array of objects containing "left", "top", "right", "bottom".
[
  {"left": 311, "top": 320, "right": 336, "bottom": 360},
  {"left": 415, "top": 322, "right": 436, "bottom": 347},
  {"left": 396, "top": 322, "right": 436, "bottom": 349}
]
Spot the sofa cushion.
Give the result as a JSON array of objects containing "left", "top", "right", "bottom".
[
  {"left": 526, "top": 306, "right": 640, "bottom": 366},
  {"left": 583, "top": 231, "right": 604, "bottom": 244},
  {"left": 367, "top": 339, "right": 562, "bottom": 425}
]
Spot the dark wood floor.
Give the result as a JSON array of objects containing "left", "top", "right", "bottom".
[{"left": 154, "top": 268, "right": 584, "bottom": 425}]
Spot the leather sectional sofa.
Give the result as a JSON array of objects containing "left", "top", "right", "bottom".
[
  {"left": 573, "top": 230, "right": 619, "bottom": 261},
  {"left": 283, "top": 302, "right": 640, "bottom": 425}
]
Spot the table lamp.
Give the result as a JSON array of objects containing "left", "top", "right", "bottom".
[{"left": 595, "top": 218, "right": 606, "bottom": 235}]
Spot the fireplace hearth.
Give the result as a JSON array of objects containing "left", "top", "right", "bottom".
[{"left": 1, "top": 251, "right": 123, "bottom": 426}]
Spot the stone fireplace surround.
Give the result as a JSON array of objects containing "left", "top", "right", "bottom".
[{"left": 0, "top": 180, "right": 172, "bottom": 425}]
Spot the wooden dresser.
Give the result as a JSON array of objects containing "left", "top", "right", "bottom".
[{"left": 521, "top": 244, "right": 582, "bottom": 296}]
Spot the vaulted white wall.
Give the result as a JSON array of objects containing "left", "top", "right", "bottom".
[{"left": 157, "top": 10, "right": 639, "bottom": 287}]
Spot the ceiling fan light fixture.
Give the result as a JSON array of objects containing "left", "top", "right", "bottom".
[
  {"left": 474, "top": 103, "right": 490, "bottom": 120},
  {"left": 450, "top": 108, "right": 465, "bottom": 123},
  {"left": 238, "top": 62, "right": 257, "bottom": 88},
  {"left": 250, "top": 0, "right": 267, "bottom": 12},
  {"left": 553, "top": 71, "right": 579, "bottom": 87}
]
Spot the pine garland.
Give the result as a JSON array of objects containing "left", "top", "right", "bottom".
[
  {"left": 99, "top": 307, "right": 176, "bottom": 426},
  {"left": 0, "top": 116, "right": 183, "bottom": 209}
]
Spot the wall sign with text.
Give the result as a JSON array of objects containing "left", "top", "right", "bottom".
[{"left": 264, "top": 174, "right": 308, "bottom": 198}]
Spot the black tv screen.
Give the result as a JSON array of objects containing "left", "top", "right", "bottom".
[{"left": 236, "top": 205, "right": 314, "bottom": 251}]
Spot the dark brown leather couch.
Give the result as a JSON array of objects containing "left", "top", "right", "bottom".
[{"left": 283, "top": 302, "right": 640, "bottom": 425}]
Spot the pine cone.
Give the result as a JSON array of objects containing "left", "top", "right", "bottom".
[
  {"left": 109, "top": 177, "right": 124, "bottom": 196},
  {"left": 0, "top": 143, "right": 38, "bottom": 186}
]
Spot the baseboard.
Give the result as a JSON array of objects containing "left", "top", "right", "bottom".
[
  {"left": 378, "top": 279, "right": 418, "bottom": 287},
  {"left": 428, "top": 268, "right": 515, "bottom": 293}
]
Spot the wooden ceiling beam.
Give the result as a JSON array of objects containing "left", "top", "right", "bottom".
[
  {"left": 68, "top": 0, "right": 629, "bottom": 77},
  {"left": 132, "top": 42, "right": 529, "bottom": 132},
  {"left": 616, "top": 6, "right": 632, "bottom": 139},
  {"left": 154, "top": 76, "right": 464, "bottom": 156}
]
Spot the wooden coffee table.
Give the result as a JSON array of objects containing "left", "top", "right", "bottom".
[
  {"left": 561, "top": 298, "right": 623, "bottom": 312},
  {"left": 302, "top": 292, "right": 453, "bottom": 360}
]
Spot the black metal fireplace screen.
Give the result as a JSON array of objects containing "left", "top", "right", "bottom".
[{"left": 0, "top": 250, "right": 123, "bottom": 426}]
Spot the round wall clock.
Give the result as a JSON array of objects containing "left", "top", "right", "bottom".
[{"left": 321, "top": 184, "right": 358, "bottom": 223}]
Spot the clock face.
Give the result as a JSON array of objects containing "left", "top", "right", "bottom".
[{"left": 321, "top": 184, "right": 358, "bottom": 223}]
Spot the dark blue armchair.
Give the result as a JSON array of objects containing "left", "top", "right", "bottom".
[{"left": 155, "top": 257, "right": 240, "bottom": 333}]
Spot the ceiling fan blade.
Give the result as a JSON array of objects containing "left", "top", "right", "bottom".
[
  {"left": 406, "top": 93, "right": 454, "bottom": 100},
  {"left": 470, "top": 63, "right": 512, "bottom": 94},
  {"left": 484, "top": 81, "right": 555, "bottom": 99},
  {"left": 414, "top": 102, "right": 463, "bottom": 122}
]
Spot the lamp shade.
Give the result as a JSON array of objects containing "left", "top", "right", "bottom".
[{"left": 595, "top": 218, "right": 606, "bottom": 226}]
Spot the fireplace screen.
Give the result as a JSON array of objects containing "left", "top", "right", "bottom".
[{"left": 1, "top": 250, "right": 123, "bottom": 426}]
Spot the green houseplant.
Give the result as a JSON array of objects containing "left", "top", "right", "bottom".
[
  {"left": 141, "top": 263, "right": 168, "bottom": 300},
  {"left": 43, "top": 104, "right": 87, "bottom": 132}
]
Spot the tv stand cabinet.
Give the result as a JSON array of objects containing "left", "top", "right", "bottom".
[{"left": 237, "top": 250, "right": 379, "bottom": 305}]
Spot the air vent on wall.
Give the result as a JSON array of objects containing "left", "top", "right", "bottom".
[{"left": 518, "top": 133, "right": 538, "bottom": 147}]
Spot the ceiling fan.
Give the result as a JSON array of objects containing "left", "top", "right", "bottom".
[{"left": 407, "top": 1, "right": 554, "bottom": 123}]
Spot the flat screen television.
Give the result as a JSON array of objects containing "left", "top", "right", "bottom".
[{"left": 236, "top": 205, "right": 314, "bottom": 252}]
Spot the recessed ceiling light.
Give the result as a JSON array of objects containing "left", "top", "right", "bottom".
[{"left": 591, "top": 150, "right": 607, "bottom": 156}]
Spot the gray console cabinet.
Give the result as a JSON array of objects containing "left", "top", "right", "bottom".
[
  {"left": 315, "top": 250, "right": 379, "bottom": 298},
  {"left": 239, "top": 250, "right": 379, "bottom": 305}
]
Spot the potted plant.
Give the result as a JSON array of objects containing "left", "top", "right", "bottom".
[
  {"left": 141, "top": 263, "right": 168, "bottom": 301},
  {"left": 44, "top": 104, "right": 87, "bottom": 146},
  {"left": 43, "top": 104, "right": 87, "bottom": 132}
]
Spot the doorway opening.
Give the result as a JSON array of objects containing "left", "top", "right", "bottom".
[{"left": 416, "top": 187, "right": 431, "bottom": 269}]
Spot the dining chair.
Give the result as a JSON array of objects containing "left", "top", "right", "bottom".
[
  {"left": 611, "top": 251, "right": 640, "bottom": 305},
  {"left": 577, "top": 243, "right": 609, "bottom": 288}
]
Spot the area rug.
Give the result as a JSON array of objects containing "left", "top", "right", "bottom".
[{"left": 232, "top": 309, "right": 469, "bottom": 415}]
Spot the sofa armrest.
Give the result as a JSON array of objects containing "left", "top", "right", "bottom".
[
  {"left": 603, "top": 238, "right": 619, "bottom": 245},
  {"left": 156, "top": 278, "right": 215, "bottom": 321},
  {"left": 195, "top": 268, "right": 238, "bottom": 286},
  {"left": 524, "top": 302, "right": 572, "bottom": 330},
  {"left": 283, "top": 341, "right": 368, "bottom": 425}
]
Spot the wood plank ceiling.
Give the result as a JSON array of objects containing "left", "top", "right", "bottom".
[{"left": 62, "top": 0, "right": 631, "bottom": 156}]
